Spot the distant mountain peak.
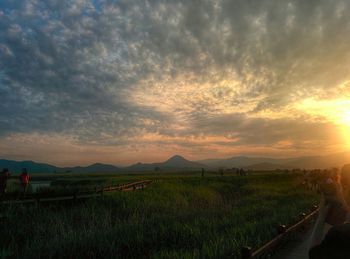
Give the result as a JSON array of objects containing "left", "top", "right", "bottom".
[
  {"left": 166, "top": 155, "right": 187, "bottom": 162},
  {"left": 90, "top": 163, "right": 104, "bottom": 166}
]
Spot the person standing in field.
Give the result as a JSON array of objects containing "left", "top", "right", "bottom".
[
  {"left": 0, "top": 168, "right": 10, "bottom": 195},
  {"left": 19, "top": 168, "right": 30, "bottom": 195},
  {"left": 239, "top": 168, "right": 245, "bottom": 176}
]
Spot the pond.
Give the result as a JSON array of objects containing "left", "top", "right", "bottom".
[{"left": 30, "top": 181, "right": 52, "bottom": 192}]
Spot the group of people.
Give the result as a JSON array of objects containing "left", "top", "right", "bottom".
[
  {"left": 0, "top": 168, "right": 30, "bottom": 195},
  {"left": 302, "top": 168, "right": 339, "bottom": 192},
  {"left": 308, "top": 165, "right": 350, "bottom": 258}
]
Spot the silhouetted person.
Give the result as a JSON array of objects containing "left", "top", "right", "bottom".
[
  {"left": 239, "top": 168, "right": 245, "bottom": 176},
  {"left": 0, "top": 168, "right": 10, "bottom": 195},
  {"left": 309, "top": 165, "right": 350, "bottom": 258},
  {"left": 19, "top": 168, "right": 30, "bottom": 195},
  {"left": 236, "top": 169, "right": 240, "bottom": 176},
  {"left": 201, "top": 168, "right": 205, "bottom": 177}
]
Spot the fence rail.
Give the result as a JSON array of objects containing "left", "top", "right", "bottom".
[
  {"left": 241, "top": 206, "right": 319, "bottom": 259},
  {"left": 1, "top": 180, "right": 152, "bottom": 205}
]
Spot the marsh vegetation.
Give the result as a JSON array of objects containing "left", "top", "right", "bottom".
[{"left": 0, "top": 172, "right": 317, "bottom": 258}]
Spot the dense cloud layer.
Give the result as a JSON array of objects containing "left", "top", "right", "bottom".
[{"left": 1, "top": 0, "right": 350, "bottom": 164}]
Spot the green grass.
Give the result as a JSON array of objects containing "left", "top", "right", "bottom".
[{"left": 0, "top": 173, "right": 317, "bottom": 259}]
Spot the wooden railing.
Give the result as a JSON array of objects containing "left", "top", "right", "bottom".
[
  {"left": 1, "top": 180, "right": 152, "bottom": 205},
  {"left": 241, "top": 205, "right": 319, "bottom": 259}
]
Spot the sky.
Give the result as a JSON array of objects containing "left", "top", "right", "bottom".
[{"left": 1, "top": 0, "right": 350, "bottom": 166}]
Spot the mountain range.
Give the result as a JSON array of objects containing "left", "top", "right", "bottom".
[
  {"left": 198, "top": 152, "right": 350, "bottom": 170},
  {"left": 1, "top": 151, "right": 350, "bottom": 173},
  {"left": 0, "top": 160, "right": 121, "bottom": 174}
]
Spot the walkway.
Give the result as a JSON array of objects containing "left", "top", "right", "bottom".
[{"left": 272, "top": 228, "right": 312, "bottom": 259}]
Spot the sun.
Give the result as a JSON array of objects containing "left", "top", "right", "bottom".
[{"left": 342, "top": 110, "right": 350, "bottom": 126}]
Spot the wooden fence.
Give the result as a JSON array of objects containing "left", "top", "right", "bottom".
[
  {"left": 241, "top": 205, "right": 319, "bottom": 258},
  {"left": 1, "top": 180, "right": 152, "bottom": 205}
]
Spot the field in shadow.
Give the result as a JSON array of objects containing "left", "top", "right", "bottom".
[{"left": 0, "top": 172, "right": 317, "bottom": 258}]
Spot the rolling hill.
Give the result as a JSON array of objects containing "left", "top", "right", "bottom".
[
  {"left": 197, "top": 151, "right": 350, "bottom": 170},
  {"left": 0, "top": 160, "right": 120, "bottom": 174},
  {"left": 197, "top": 156, "right": 294, "bottom": 168},
  {"left": 0, "top": 159, "right": 60, "bottom": 174}
]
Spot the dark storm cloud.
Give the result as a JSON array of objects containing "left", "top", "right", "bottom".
[{"left": 0, "top": 0, "right": 350, "bottom": 147}]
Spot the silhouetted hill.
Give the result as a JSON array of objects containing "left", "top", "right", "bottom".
[
  {"left": 284, "top": 152, "right": 350, "bottom": 169},
  {"left": 162, "top": 155, "right": 202, "bottom": 167},
  {"left": 68, "top": 163, "right": 120, "bottom": 173},
  {"left": 244, "top": 163, "right": 294, "bottom": 171},
  {"left": 197, "top": 156, "right": 294, "bottom": 168},
  {"left": 0, "top": 160, "right": 120, "bottom": 173},
  {"left": 198, "top": 152, "right": 350, "bottom": 169},
  {"left": 125, "top": 155, "right": 205, "bottom": 172},
  {"left": 0, "top": 159, "right": 60, "bottom": 173}
]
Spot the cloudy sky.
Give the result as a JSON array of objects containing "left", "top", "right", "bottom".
[{"left": 1, "top": 0, "right": 350, "bottom": 166}]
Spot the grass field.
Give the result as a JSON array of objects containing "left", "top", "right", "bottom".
[{"left": 0, "top": 172, "right": 318, "bottom": 259}]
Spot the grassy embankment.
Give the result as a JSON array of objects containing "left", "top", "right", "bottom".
[{"left": 0, "top": 172, "right": 317, "bottom": 258}]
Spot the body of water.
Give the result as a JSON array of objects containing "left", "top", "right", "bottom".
[{"left": 30, "top": 181, "right": 52, "bottom": 192}]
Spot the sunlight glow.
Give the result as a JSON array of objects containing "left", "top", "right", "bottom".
[
  {"left": 340, "top": 125, "right": 350, "bottom": 149},
  {"left": 343, "top": 111, "right": 350, "bottom": 126},
  {"left": 297, "top": 98, "right": 350, "bottom": 126},
  {"left": 296, "top": 98, "right": 350, "bottom": 150}
]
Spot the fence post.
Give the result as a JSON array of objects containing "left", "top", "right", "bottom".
[
  {"left": 277, "top": 224, "right": 286, "bottom": 234},
  {"left": 241, "top": 246, "right": 252, "bottom": 259},
  {"left": 36, "top": 197, "right": 40, "bottom": 206}
]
